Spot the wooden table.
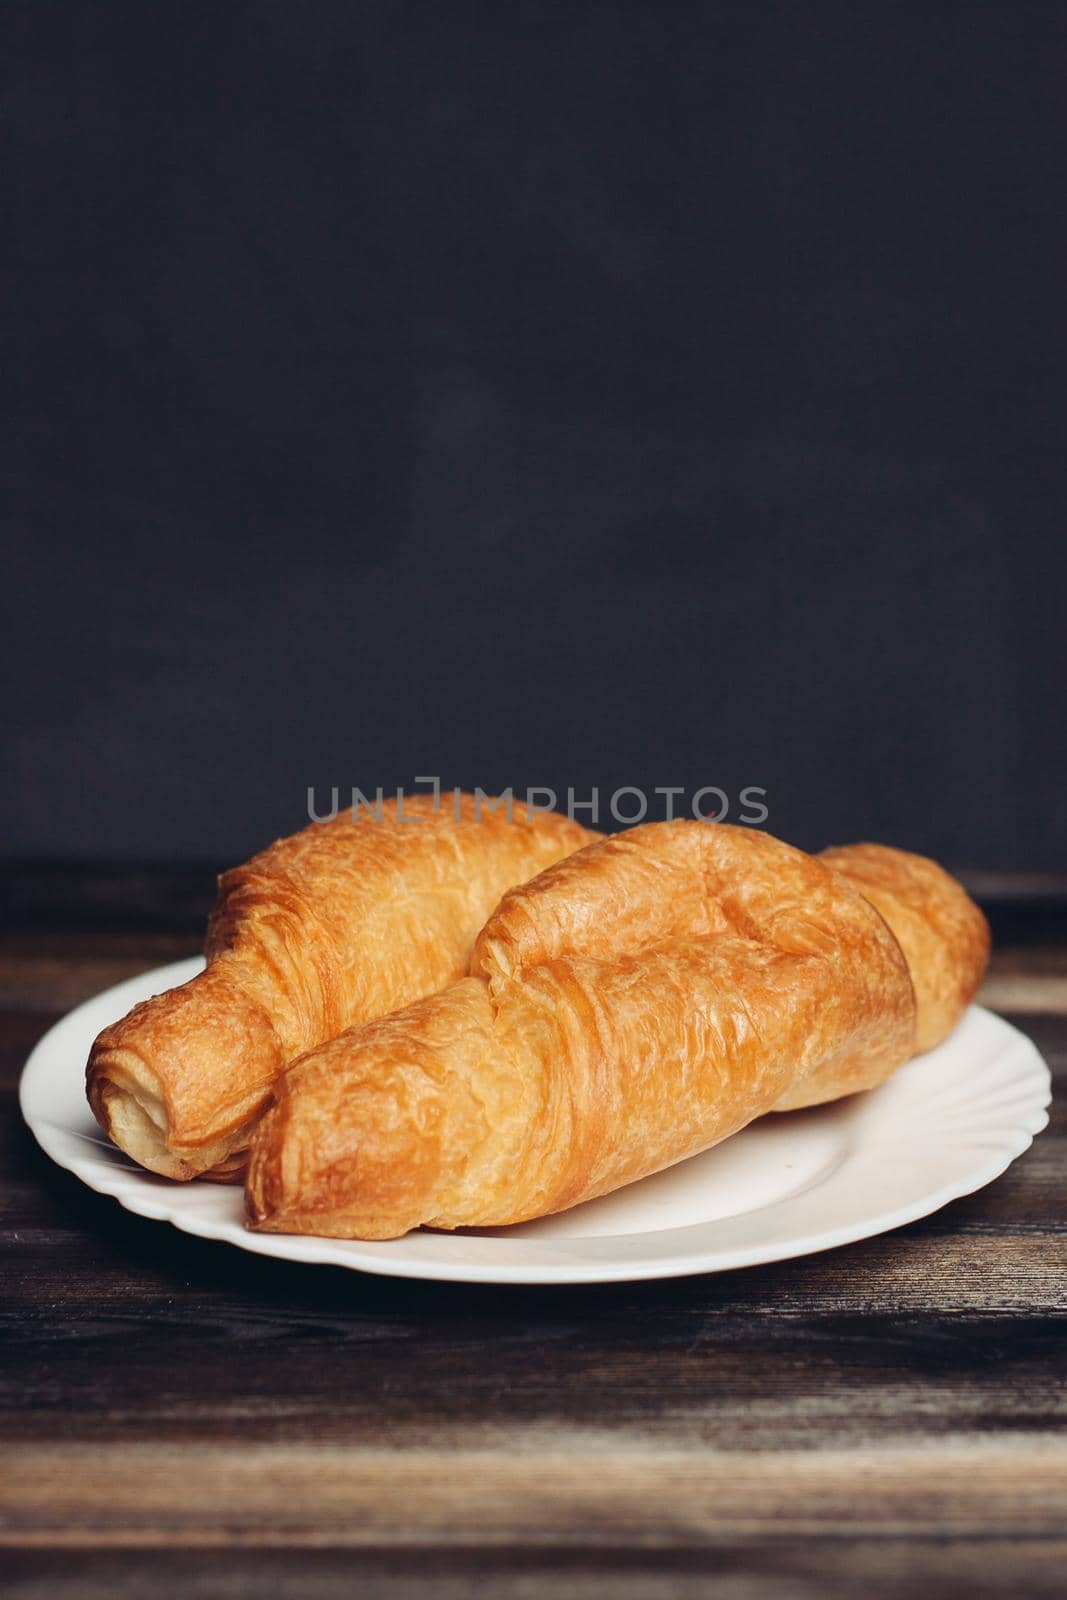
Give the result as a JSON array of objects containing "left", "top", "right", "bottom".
[{"left": 2, "top": 868, "right": 1065, "bottom": 1597}]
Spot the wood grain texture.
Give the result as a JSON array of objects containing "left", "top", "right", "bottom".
[
  {"left": 5, "top": 1438, "right": 1067, "bottom": 1544},
  {"left": 1, "top": 867, "right": 1064, "bottom": 1597},
  {"left": 6, "top": 1544, "right": 1067, "bottom": 1600}
]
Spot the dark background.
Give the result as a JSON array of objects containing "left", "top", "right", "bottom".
[{"left": 5, "top": 1, "right": 1065, "bottom": 871}]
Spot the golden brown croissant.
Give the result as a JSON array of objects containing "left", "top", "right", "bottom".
[
  {"left": 246, "top": 821, "right": 989, "bottom": 1239},
  {"left": 86, "top": 795, "right": 593, "bottom": 1180}
]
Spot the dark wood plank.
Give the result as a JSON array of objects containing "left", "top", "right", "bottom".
[
  {"left": 0, "top": 941, "right": 201, "bottom": 1014},
  {"left": 6, "top": 1542, "right": 1067, "bottom": 1600},
  {"left": 1, "top": 874, "right": 1064, "bottom": 1593}
]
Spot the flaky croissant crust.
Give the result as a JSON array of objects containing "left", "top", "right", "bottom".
[
  {"left": 86, "top": 795, "right": 593, "bottom": 1180},
  {"left": 247, "top": 822, "right": 989, "bottom": 1239}
]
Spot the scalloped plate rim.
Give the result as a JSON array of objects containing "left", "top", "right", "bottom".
[{"left": 19, "top": 958, "right": 1052, "bottom": 1285}]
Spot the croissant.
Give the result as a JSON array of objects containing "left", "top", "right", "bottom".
[
  {"left": 86, "top": 795, "right": 593, "bottom": 1180},
  {"left": 246, "top": 821, "right": 989, "bottom": 1239}
]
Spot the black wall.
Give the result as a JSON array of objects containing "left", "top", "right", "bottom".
[{"left": 6, "top": 2, "right": 1065, "bottom": 868}]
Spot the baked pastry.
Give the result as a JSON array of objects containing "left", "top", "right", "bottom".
[
  {"left": 246, "top": 821, "right": 989, "bottom": 1238},
  {"left": 86, "top": 795, "right": 593, "bottom": 1180}
]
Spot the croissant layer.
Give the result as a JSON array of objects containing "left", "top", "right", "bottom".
[
  {"left": 246, "top": 822, "right": 989, "bottom": 1239},
  {"left": 86, "top": 796, "right": 593, "bottom": 1179}
]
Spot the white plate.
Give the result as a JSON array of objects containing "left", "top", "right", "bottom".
[{"left": 20, "top": 959, "right": 1052, "bottom": 1285}]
